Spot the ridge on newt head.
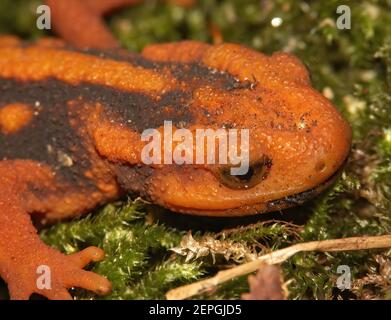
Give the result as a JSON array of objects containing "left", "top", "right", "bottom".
[{"left": 0, "top": 0, "right": 352, "bottom": 300}]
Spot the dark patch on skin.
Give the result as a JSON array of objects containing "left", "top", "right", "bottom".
[
  {"left": 266, "top": 187, "right": 318, "bottom": 209},
  {"left": 0, "top": 76, "right": 195, "bottom": 188},
  {"left": 0, "top": 49, "right": 251, "bottom": 132},
  {"left": 25, "top": 180, "right": 69, "bottom": 203},
  {"left": 0, "top": 47, "right": 256, "bottom": 194},
  {"left": 169, "top": 63, "right": 251, "bottom": 92},
  {"left": 0, "top": 78, "right": 97, "bottom": 188},
  {"left": 0, "top": 77, "right": 195, "bottom": 131},
  {"left": 100, "top": 88, "right": 194, "bottom": 130},
  {"left": 19, "top": 43, "right": 248, "bottom": 93},
  {"left": 72, "top": 47, "right": 250, "bottom": 92},
  {"left": 114, "top": 164, "right": 154, "bottom": 198}
]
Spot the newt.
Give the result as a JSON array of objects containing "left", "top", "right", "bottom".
[{"left": 0, "top": 0, "right": 352, "bottom": 299}]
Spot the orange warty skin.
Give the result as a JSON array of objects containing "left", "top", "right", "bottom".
[{"left": 0, "top": 0, "right": 351, "bottom": 300}]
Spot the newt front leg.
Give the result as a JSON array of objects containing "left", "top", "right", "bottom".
[
  {"left": 0, "top": 160, "right": 111, "bottom": 300},
  {"left": 46, "top": 0, "right": 196, "bottom": 49}
]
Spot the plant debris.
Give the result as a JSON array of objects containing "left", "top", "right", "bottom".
[
  {"left": 242, "top": 264, "right": 286, "bottom": 300},
  {"left": 166, "top": 235, "right": 391, "bottom": 300},
  {"left": 171, "top": 232, "right": 258, "bottom": 264},
  {"left": 352, "top": 250, "right": 391, "bottom": 299}
]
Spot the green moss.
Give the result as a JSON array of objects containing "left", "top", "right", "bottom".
[
  {"left": 1, "top": 0, "right": 391, "bottom": 299},
  {"left": 0, "top": 0, "right": 45, "bottom": 38}
]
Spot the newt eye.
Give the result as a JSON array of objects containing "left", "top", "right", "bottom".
[{"left": 217, "top": 156, "right": 272, "bottom": 190}]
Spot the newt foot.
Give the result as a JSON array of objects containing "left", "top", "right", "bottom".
[{"left": 4, "top": 246, "right": 111, "bottom": 300}]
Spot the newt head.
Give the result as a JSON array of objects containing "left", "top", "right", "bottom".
[{"left": 94, "top": 43, "right": 352, "bottom": 217}]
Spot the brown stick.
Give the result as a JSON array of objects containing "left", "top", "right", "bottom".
[{"left": 166, "top": 235, "right": 391, "bottom": 300}]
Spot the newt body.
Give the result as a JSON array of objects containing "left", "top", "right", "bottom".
[{"left": 0, "top": 0, "right": 351, "bottom": 300}]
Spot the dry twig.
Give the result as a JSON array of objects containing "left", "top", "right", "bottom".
[{"left": 166, "top": 235, "right": 391, "bottom": 300}]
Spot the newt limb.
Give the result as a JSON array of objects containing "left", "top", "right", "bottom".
[
  {"left": 46, "top": 0, "right": 196, "bottom": 49},
  {"left": 0, "top": 160, "right": 111, "bottom": 300}
]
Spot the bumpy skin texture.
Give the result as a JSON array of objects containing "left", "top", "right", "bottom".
[{"left": 0, "top": 0, "right": 351, "bottom": 300}]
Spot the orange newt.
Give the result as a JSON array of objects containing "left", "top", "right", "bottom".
[{"left": 0, "top": 0, "right": 351, "bottom": 299}]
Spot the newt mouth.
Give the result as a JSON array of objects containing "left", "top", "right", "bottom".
[
  {"left": 167, "top": 156, "right": 349, "bottom": 217},
  {"left": 265, "top": 160, "right": 347, "bottom": 211},
  {"left": 236, "top": 156, "right": 349, "bottom": 216}
]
